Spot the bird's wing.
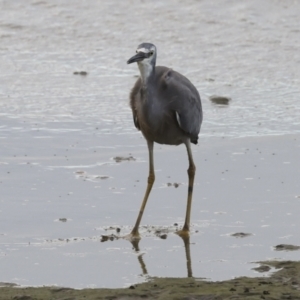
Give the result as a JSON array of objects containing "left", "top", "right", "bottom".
[
  {"left": 159, "top": 68, "right": 203, "bottom": 142},
  {"left": 129, "top": 77, "right": 141, "bottom": 130}
]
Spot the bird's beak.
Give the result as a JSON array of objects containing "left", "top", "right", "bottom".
[{"left": 127, "top": 52, "right": 147, "bottom": 64}]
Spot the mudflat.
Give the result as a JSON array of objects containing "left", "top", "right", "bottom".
[
  {"left": 1, "top": 133, "right": 299, "bottom": 289},
  {"left": 1, "top": 0, "right": 300, "bottom": 295},
  {"left": 1, "top": 261, "right": 300, "bottom": 299}
]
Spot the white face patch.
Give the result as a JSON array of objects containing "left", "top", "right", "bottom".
[
  {"left": 137, "top": 47, "right": 155, "bottom": 54},
  {"left": 137, "top": 47, "right": 150, "bottom": 53}
]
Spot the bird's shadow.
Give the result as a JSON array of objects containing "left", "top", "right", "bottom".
[{"left": 101, "top": 231, "right": 193, "bottom": 278}]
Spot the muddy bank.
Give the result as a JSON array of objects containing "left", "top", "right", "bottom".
[
  {"left": 1, "top": 0, "right": 300, "bottom": 290},
  {"left": 1, "top": 132, "right": 300, "bottom": 287},
  {"left": 1, "top": 260, "right": 300, "bottom": 300}
]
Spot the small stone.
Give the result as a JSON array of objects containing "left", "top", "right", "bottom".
[
  {"left": 253, "top": 265, "right": 271, "bottom": 273},
  {"left": 101, "top": 235, "right": 109, "bottom": 242},
  {"left": 209, "top": 95, "right": 231, "bottom": 105},
  {"left": 231, "top": 232, "right": 252, "bottom": 238},
  {"left": 73, "top": 71, "right": 88, "bottom": 76},
  {"left": 274, "top": 244, "right": 300, "bottom": 251},
  {"left": 263, "top": 291, "right": 270, "bottom": 295},
  {"left": 13, "top": 296, "right": 33, "bottom": 300},
  {"left": 114, "top": 156, "right": 136, "bottom": 163}
]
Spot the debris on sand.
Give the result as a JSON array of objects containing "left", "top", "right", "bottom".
[
  {"left": 252, "top": 265, "right": 271, "bottom": 273},
  {"left": 113, "top": 156, "right": 136, "bottom": 163},
  {"left": 101, "top": 234, "right": 119, "bottom": 242},
  {"left": 231, "top": 232, "right": 252, "bottom": 238},
  {"left": 274, "top": 244, "right": 300, "bottom": 251},
  {"left": 3, "top": 261, "right": 300, "bottom": 300},
  {"left": 73, "top": 71, "right": 88, "bottom": 76},
  {"left": 209, "top": 95, "right": 231, "bottom": 105},
  {"left": 166, "top": 182, "right": 180, "bottom": 188}
]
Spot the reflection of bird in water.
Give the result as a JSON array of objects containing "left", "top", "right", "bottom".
[
  {"left": 127, "top": 43, "right": 203, "bottom": 239},
  {"left": 131, "top": 235, "right": 193, "bottom": 278},
  {"left": 181, "top": 235, "right": 192, "bottom": 278},
  {"left": 130, "top": 239, "right": 148, "bottom": 276}
]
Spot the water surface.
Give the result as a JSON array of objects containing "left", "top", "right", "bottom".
[{"left": 1, "top": 0, "right": 300, "bottom": 288}]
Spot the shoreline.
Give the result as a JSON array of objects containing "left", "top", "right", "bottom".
[{"left": 1, "top": 260, "right": 300, "bottom": 299}]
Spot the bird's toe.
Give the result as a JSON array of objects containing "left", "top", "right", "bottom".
[
  {"left": 176, "top": 229, "right": 190, "bottom": 238},
  {"left": 123, "top": 232, "right": 141, "bottom": 241}
]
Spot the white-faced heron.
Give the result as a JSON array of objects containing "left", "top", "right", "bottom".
[{"left": 127, "top": 42, "right": 203, "bottom": 238}]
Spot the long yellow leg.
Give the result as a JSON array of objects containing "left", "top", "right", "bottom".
[
  {"left": 179, "top": 140, "right": 196, "bottom": 234},
  {"left": 130, "top": 140, "right": 155, "bottom": 237}
]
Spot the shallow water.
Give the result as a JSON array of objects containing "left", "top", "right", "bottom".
[{"left": 1, "top": 0, "right": 300, "bottom": 288}]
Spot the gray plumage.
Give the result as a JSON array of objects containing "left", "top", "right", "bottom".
[
  {"left": 129, "top": 44, "right": 202, "bottom": 146},
  {"left": 126, "top": 42, "right": 203, "bottom": 238}
]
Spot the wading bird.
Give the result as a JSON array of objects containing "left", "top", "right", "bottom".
[{"left": 127, "top": 43, "right": 203, "bottom": 238}]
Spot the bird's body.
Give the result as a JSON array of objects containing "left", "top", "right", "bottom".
[
  {"left": 130, "top": 66, "right": 202, "bottom": 145},
  {"left": 127, "top": 43, "right": 202, "bottom": 239}
]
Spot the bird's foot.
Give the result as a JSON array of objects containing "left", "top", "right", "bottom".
[
  {"left": 123, "top": 231, "right": 141, "bottom": 241},
  {"left": 176, "top": 227, "right": 190, "bottom": 238}
]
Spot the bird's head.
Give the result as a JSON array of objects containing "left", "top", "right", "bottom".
[
  {"left": 127, "top": 43, "right": 157, "bottom": 84},
  {"left": 127, "top": 43, "right": 157, "bottom": 67}
]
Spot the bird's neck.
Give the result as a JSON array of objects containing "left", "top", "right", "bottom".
[{"left": 138, "top": 62, "right": 155, "bottom": 87}]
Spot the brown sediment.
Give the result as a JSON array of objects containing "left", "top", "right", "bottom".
[
  {"left": 209, "top": 95, "right": 231, "bottom": 105},
  {"left": 231, "top": 232, "right": 252, "bottom": 238},
  {"left": 252, "top": 265, "right": 271, "bottom": 273},
  {"left": 113, "top": 156, "right": 136, "bottom": 163},
  {"left": 73, "top": 71, "right": 88, "bottom": 76},
  {"left": 1, "top": 261, "right": 300, "bottom": 300},
  {"left": 274, "top": 244, "right": 300, "bottom": 251}
]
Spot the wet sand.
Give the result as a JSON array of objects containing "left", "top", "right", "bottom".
[
  {"left": 1, "top": 0, "right": 300, "bottom": 294},
  {"left": 1, "top": 260, "right": 300, "bottom": 299},
  {"left": 1, "top": 133, "right": 300, "bottom": 289}
]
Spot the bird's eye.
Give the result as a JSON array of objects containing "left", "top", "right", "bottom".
[{"left": 150, "top": 51, "right": 154, "bottom": 55}]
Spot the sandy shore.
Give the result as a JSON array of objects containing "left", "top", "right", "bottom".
[
  {"left": 1, "top": 133, "right": 300, "bottom": 296},
  {"left": 1, "top": 260, "right": 300, "bottom": 299},
  {"left": 1, "top": 0, "right": 300, "bottom": 292}
]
